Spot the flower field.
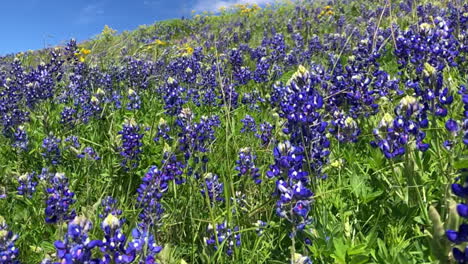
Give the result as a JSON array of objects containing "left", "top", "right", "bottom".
[{"left": 0, "top": 0, "right": 467, "bottom": 263}]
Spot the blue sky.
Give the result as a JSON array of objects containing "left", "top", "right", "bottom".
[{"left": 0, "top": 0, "right": 274, "bottom": 55}]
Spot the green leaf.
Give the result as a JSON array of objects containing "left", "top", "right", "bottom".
[
  {"left": 348, "top": 244, "right": 367, "bottom": 256},
  {"left": 454, "top": 159, "right": 468, "bottom": 170},
  {"left": 331, "top": 238, "right": 348, "bottom": 264},
  {"left": 350, "top": 255, "right": 370, "bottom": 264}
]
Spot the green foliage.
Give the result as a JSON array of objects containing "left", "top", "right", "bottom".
[{"left": 0, "top": 0, "right": 467, "bottom": 263}]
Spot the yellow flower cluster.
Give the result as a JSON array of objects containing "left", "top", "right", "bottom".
[
  {"left": 318, "top": 5, "right": 335, "bottom": 18},
  {"left": 154, "top": 39, "right": 167, "bottom": 46},
  {"left": 74, "top": 47, "right": 91, "bottom": 62},
  {"left": 235, "top": 3, "right": 261, "bottom": 15},
  {"left": 180, "top": 44, "right": 194, "bottom": 56}
]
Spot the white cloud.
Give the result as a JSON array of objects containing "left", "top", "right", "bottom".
[
  {"left": 76, "top": 3, "right": 105, "bottom": 25},
  {"left": 193, "top": 0, "right": 278, "bottom": 13}
]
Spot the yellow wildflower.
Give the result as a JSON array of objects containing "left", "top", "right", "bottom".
[
  {"left": 318, "top": 10, "right": 325, "bottom": 18},
  {"left": 154, "top": 39, "right": 167, "bottom": 45},
  {"left": 80, "top": 48, "right": 91, "bottom": 55},
  {"left": 181, "top": 44, "right": 194, "bottom": 56}
]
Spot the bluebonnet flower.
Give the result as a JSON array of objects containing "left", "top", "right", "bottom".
[
  {"left": 162, "top": 77, "right": 187, "bottom": 116},
  {"left": 77, "top": 147, "right": 100, "bottom": 161},
  {"left": 118, "top": 120, "right": 144, "bottom": 169},
  {"left": 308, "top": 35, "right": 323, "bottom": 55},
  {"left": 126, "top": 89, "right": 141, "bottom": 111},
  {"left": 60, "top": 107, "right": 77, "bottom": 127},
  {"left": 136, "top": 160, "right": 183, "bottom": 228},
  {"left": 254, "top": 220, "right": 267, "bottom": 236},
  {"left": 395, "top": 18, "right": 459, "bottom": 74},
  {"left": 253, "top": 57, "right": 270, "bottom": 83},
  {"left": 241, "top": 91, "right": 265, "bottom": 111},
  {"left": 230, "top": 191, "right": 248, "bottom": 214},
  {"left": 177, "top": 109, "right": 220, "bottom": 162},
  {"left": 233, "top": 66, "right": 252, "bottom": 85},
  {"left": 100, "top": 214, "right": 134, "bottom": 263},
  {"left": 235, "top": 148, "right": 261, "bottom": 184},
  {"left": 277, "top": 65, "right": 330, "bottom": 178},
  {"left": 64, "top": 39, "right": 79, "bottom": 62},
  {"left": 446, "top": 171, "right": 468, "bottom": 263},
  {"left": 0, "top": 190, "right": 5, "bottom": 200},
  {"left": 42, "top": 134, "right": 62, "bottom": 165},
  {"left": 12, "top": 126, "right": 28, "bottom": 151},
  {"left": 204, "top": 222, "right": 241, "bottom": 257},
  {"left": 167, "top": 55, "right": 200, "bottom": 84},
  {"left": 270, "top": 33, "right": 287, "bottom": 62},
  {"left": 371, "top": 96, "right": 430, "bottom": 158},
  {"left": 463, "top": 119, "right": 468, "bottom": 146},
  {"left": 240, "top": 115, "right": 256, "bottom": 133},
  {"left": 17, "top": 172, "right": 38, "bottom": 198},
  {"left": 371, "top": 113, "right": 406, "bottom": 159},
  {"left": 250, "top": 46, "right": 267, "bottom": 61},
  {"left": 220, "top": 84, "right": 239, "bottom": 110},
  {"left": 123, "top": 56, "right": 154, "bottom": 90},
  {"left": 267, "top": 141, "right": 304, "bottom": 179},
  {"left": 201, "top": 173, "right": 224, "bottom": 205},
  {"left": 285, "top": 51, "right": 298, "bottom": 66},
  {"left": 112, "top": 91, "right": 123, "bottom": 110},
  {"left": 0, "top": 216, "right": 20, "bottom": 264},
  {"left": 51, "top": 216, "right": 101, "bottom": 263},
  {"left": 329, "top": 111, "right": 361, "bottom": 143},
  {"left": 126, "top": 227, "right": 162, "bottom": 263},
  {"left": 243, "top": 30, "right": 251, "bottom": 42},
  {"left": 445, "top": 119, "right": 459, "bottom": 141},
  {"left": 65, "top": 136, "right": 81, "bottom": 149},
  {"left": 153, "top": 118, "right": 172, "bottom": 143},
  {"left": 38, "top": 167, "right": 54, "bottom": 182},
  {"left": 24, "top": 61, "right": 58, "bottom": 108},
  {"left": 296, "top": 18, "right": 303, "bottom": 31},
  {"left": 232, "top": 32, "right": 239, "bottom": 43},
  {"left": 266, "top": 140, "right": 314, "bottom": 232},
  {"left": 458, "top": 85, "right": 468, "bottom": 146},
  {"left": 198, "top": 65, "right": 221, "bottom": 107},
  {"left": 44, "top": 172, "right": 76, "bottom": 224},
  {"left": 255, "top": 122, "right": 274, "bottom": 146},
  {"left": 293, "top": 253, "right": 313, "bottom": 264},
  {"left": 99, "top": 196, "right": 122, "bottom": 219},
  {"left": 228, "top": 48, "right": 243, "bottom": 68},
  {"left": 287, "top": 20, "right": 293, "bottom": 33},
  {"left": 275, "top": 177, "right": 313, "bottom": 232},
  {"left": 160, "top": 152, "right": 186, "bottom": 184}
]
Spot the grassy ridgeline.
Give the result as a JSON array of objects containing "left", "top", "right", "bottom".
[{"left": 0, "top": 0, "right": 467, "bottom": 263}]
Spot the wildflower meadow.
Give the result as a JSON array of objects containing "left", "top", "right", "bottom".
[{"left": 0, "top": 0, "right": 467, "bottom": 263}]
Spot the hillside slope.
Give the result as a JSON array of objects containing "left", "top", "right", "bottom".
[{"left": 0, "top": 0, "right": 467, "bottom": 263}]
